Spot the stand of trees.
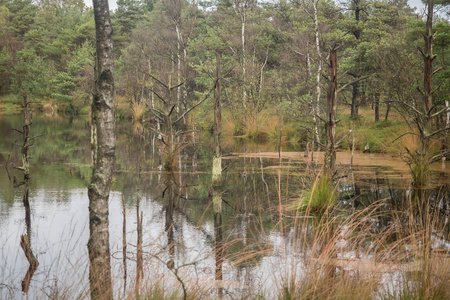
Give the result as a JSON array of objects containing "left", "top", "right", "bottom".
[{"left": 1, "top": 0, "right": 449, "bottom": 146}]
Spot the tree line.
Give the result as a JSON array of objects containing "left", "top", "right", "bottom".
[{"left": 0, "top": 0, "right": 449, "bottom": 138}]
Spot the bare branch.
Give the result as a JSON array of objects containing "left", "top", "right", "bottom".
[
  {"left": 391, "top": 132, "right": 419, "bottom": 143},
  {"left": 173, "top": 80, "right": 217, "bottom": 125},
  {"left": 335, "top": 131, "right": 351, "bottom": 146},
  {"left": 176, "top": 130, "right": 196, "bottom": 137},
  {"left": 148, "top": 108, "right": 165, "bottom": 122},
  {"left": 309, "top": 136, "right": 325, "bottom": 148},
  {"left": 316, "top": 114, "right": 326, "bottom": 124},
  {"left": 337, "top": 75, "right": 369, "bottom": 93},
  {"left": 29, "top": 134, "right": 45, "bottom": 141},
  {"left": 147, "top": 87, "right": 166, "bottom": 104},
  {"left": 432, "top": 67, "right": 443, "bottom": 75},
  {"left": 428, "top": 126, "right": 450, "bottom": 139},
  {"left": 431, "top": 85, "right": 441, "bottom": 95},
  {"left": 144, "top": 72, "right": 169, "bottom": 90},
  {"left": 431, "top": 105, "right": 448, "bottom": 118},
  {"left": 431, "top": 150, "right": 450, "bottom": 163},
  {"left": 416, "top": 86, "right": 425, "bottom": 96},
  {"left": 169, "top": 81, "right": 185, "bottom": 91},
  {"left": 168, "top": 105, "right": 176, "bottom": 117},
  {"left": 12, "top": 128, "right": 23, "bottom": 134},
  {"left": 386, "top": 100, "right": 422, "bottom": 116}
]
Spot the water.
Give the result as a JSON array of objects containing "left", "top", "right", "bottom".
[{"left": 0, "top": 115, "right": 449, "bottom": 299}]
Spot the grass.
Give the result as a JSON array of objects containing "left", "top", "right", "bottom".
[
  {"left": 280, "top": 190, "right": 449, "bottom": 299},
  {"left": 221, "top": 107, "right": 282, "bottom": 142},
  {"left": 218, "top": 104, "right": 410, "bottom": 153},
  {"left": 337, "top": 105, "right": 410, "bottom": 153},
  {"left": 0, "top": 95, "right": 22, "bottom": 114},
  {"left": 290, "top": 171, "right": 337, "bottom": 214}
]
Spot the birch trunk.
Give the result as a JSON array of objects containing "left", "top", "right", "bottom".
[
  {"left": 241, "top": 17, "right": 246, "bottom": 108},
  {"left": 176, "top": 23, "right": 181, "bottom": 114},
  {"left": 313, "top": 0, "right": 322, "bottom": 144},
  {"left": 235, "top": 1, "right": 247, "bottom": 109},
  {"left": 88, "top": 0, "right": 115, "bottom": 298}
]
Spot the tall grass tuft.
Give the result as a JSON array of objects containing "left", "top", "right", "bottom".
[
  {"left": 291, "top": 171, "right": 337, "bottom": 214},
  {"left": 130, "top": 101, "right": 146, "bottom": 122}
]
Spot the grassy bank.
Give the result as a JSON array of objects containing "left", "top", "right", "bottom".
[
  {"left": 214, "top": 104, "right": 410, "bottom": 154},
  {"left": 0, "top": 94, "right": 423, "bottom": 155}
]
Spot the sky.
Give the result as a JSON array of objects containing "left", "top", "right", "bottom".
[{"left": 83, "top": 0, "right": 427, "bottom": 14}]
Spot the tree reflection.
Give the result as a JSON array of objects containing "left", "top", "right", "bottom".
[
  {"left": 164, "top": 174, "right": 176, "bottom": 267},
  {"left": 20, "top": 183, "right": 38, "bottom": 293},
  {"left": 213, "top": 187, "right": 223, "bottom": 297},
  {"left": 135, "top": 189, "right": 144, "bottom": 294}
]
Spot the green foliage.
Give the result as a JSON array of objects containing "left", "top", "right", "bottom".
[
  {"left": 433, "top": 21, "right": 450, "bottom": 106},
  {"left": 51, "top": 41, "right": 94, "bottom": 112},
  {"left": 0, "top": 0, "right": 446, "bottom": 157},
  {"left": 11, "top": 48, "right": 47, "bottom": 99}
]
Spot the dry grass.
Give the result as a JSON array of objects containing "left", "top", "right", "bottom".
[
  {"left": 243, "top": 108, "right": 281, "bottom": 142},
  {"left": 222, "top": 108, "right": 281, "bottom": 141},
  {"left": 130, "top": 101, "right": 146, "bottom": 122}
]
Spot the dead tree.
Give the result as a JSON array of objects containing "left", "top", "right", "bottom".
[
  {"left": 212, "top": 51, "right": 224, "bottom": 296},
  {"left": 88, "top": 0, "right": 115, "bottom": 298},
  {"left": 389, "top": 0, "right": 449, "bottom": 190},
  {"left": 212, "top": 52, "right": 222, "bottom": 186},
  {"left": 145, "top": 73, "right": 217, "bottom": 171},
  {"left": 324, "top": 44, "right": 339, "bottom": 176},
  {"left": 13, "top": 92, "right": 42, "bottom": 183}
]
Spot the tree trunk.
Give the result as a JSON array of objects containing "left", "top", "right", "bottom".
[
  {"left": 21, "top": 93, "right": 31, "bottom": 181},
  {"left": 212, "top": 52, "right": 223, "bottom": 297},
  {"left": 385, "top": 102, "right": 390, "bottom": 121},
  {"left": 421, "top": 0, "right": 434, "bottom": 156},
  {"left": 350, "top": 80, "right": 360, "bottom": 118},
  {"left": 235, "top": 2, "right": 247, "bottom": 109},
  {"left": 175, "top": 23, "right": 182, "bottom": 114},
  {"left": 374, "top": 94, "right": 379, "bottom": 122},
  {"left": 88, "top": 0, "right": 115, "bottom": 298},
  {"left": 212, "top": 52, "right": 222, "bottom": 186},
  {"left": 313, "top": 0, "right": 322, "bottom": 144},
  {"left": 446, "top": 100, "right": 449, "bottom": 128},
  {"left": 325, "top": 45, "right": 338, "bottom": 175},
  {"left": 350, "top": 0, "right": 362, "bottom": 119}
]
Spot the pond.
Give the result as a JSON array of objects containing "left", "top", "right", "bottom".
[{"left": 0, "top": 115, "right": 449, "bottom": 299}]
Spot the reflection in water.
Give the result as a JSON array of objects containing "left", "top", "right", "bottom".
[
  {"left": 135, "top": 189, "right": 143, "bottom": 294},
  {"left": 1, "top": 115, "right": 449, "bottom": 298},
  {"left": 164, "top": 175, "right": 176, "bottom": 268},
  {"left": 121, "top": 194, "right": 127, "bottom": 296},
  {"left": 213, "top": 187, "right": 223, "bottom": 297},
  {"left": 20, "top": 183, "right": 38, "bottom": 293},
  {"left": 15, "top": 94, "right": 39, "bottom": 294}
]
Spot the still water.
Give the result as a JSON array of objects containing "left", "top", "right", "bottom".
[{"left": 0, "top": 115, "right": 448, "bottom": 298}]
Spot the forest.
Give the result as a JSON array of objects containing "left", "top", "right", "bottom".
[
  {"left": 0, "top": 0, "right": 448, "bottom": 142},
  {"left": 0, "top": 0, "right": 449, "bottom": 299}
]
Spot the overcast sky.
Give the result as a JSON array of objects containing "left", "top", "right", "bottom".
[{"left": 83, "top": 0, "right": 426, "bottom": 14}]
